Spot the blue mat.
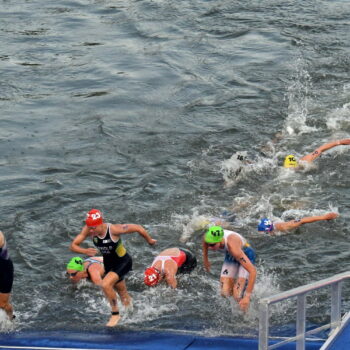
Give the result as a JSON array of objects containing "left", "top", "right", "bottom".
[
  {"left": 326, "top": 320, "right": 350, "bottom": 350},
  {"left": 0, "top": 330, "right": 325, "bottom": 350}
]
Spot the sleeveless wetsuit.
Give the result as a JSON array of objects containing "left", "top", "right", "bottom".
[
  {"left": 219, "top": 229, "right": 256, "bottom": 279},
  {"left": 151, "top": 248, "right": 197, "bottom": 275},
  {"left": 92, "top": 224, "right": 132, "bottom": 281},
  {"left": 0, "top": 240, "right": 14, "bottom": 294},
  {"left": 84, "top": 257, "right": 104, "bottom": 281}
]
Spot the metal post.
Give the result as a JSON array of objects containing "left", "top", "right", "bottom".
[
  {"left": 259, "top": 301, "right": 269, "bottom": 350},
  {"left": 331, "top": 282, "right": 342, "bottom": 331},
  {"left": 296, "top": 294, "right": 306, "bottom": 350}
]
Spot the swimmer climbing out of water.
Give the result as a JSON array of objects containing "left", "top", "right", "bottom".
[
  {"left": 284, "top": 138, "right": 350, "bottom": 168},
  {"left": 144, "top": 247, "right": 197, "bottom": 288},
  {"left": 66, "top": 256, "right": 133, "bottom": 312},
  {"left": 70, "top": 209, "right": 157, "bottom": 327},
  {"left": 258, "top": 212, "right": 339, "bottom": 234},
  {"left": 202, "top": 226, "right": 256, "bottom": 312},
  {"left": 0, "top": 231, "right": 14, "bottom": 320}
]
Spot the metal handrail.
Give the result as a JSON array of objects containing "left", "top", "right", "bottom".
[{"left": 259, "top": 270, "right": 350, "bottom": 350}]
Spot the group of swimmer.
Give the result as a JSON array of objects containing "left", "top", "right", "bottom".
[{"left": 0, "top": 138, "right": 349, "bottom": 327}]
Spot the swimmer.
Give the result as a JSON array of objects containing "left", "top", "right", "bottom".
[
  {"left": 70, "top": 209, "right": 157, "bottom": 327},
  {"left": 66, "top": 256, "right": 105, "bottom": 286},
  {"left": 144, "top": 247, "right": 197, "bottom": 288},
  {"left": 66, "top": 256, "right": 133, "bottom": 313},
  {"left": 258, "top": 212, "right": 339, "bottom": 235},
  {"left": 0, "top": 231, "right": 14, "bottom": 320},
  {"left": 284, "top": 138, "right": 350, "bottom": 168},
  {"left": 202, "top": 226, "right": 256, "bottom": 312}
]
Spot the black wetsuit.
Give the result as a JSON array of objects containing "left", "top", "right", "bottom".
[
  {"left": 92, "top": 224, "right": 132, "bottom": 281},
  {"left": 0, "top": 241, "right": 14, "bottom": 294},
  {"left": 177, "top": 248, "right": 197, "bottom": 274}
]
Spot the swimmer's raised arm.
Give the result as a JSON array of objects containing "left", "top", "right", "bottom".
[
  {"left": 301, "top": 139, "right": 350, "bottom": 163},
  {"left": 274, "top": 212, "right": 339, "bottom": 232}
]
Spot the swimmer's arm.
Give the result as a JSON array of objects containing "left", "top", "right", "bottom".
[
  {"left": 274, "top": 221, "right": 301, "bottom": 232},
  {"left": 228, "top": 242, "right": 256, "bottom": 311},
  {"left": 301, "top": 139, "right": 350, "bottom": 162},
  {"left": 274, "top": 212, "right": 338, "bottom": 232},
  {"left": 111, "top": 224, "right": 157, "bottom": 245},
  {"left": 70, "top": 228, "right": 98, "bottom": 256},
  {"left": 202, "top": 240, "right": 211, "bottom": 272},
  {"left": 0, "top": 231, "right": 4, "bottom": 248},
  {"left": 227, "top": 240, "right": 256, "bottom": 297},
  {"left": 164, "top": 273, "right": 177, "bottom": 289},
  {"left": 299, "top": 212, "right": 339, "bottom": 224}
]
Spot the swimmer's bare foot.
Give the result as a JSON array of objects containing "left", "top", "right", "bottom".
[{"left": 106, "top": 312, "right": 121, "bottom": 327}]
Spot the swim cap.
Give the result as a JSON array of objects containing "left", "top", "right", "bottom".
[
  {"left": 284, "top": 155, "right": 298, "bottom": 168},
  {"left": 205, "top": 226, "right": 224, "bottom": 244},
  {"left": 258, "top": 218, "right": 274, "bottom": 232},
  {"left": 66, "top": 257, "right": 84, "bottom": 271},
  {"left": 86, "top": 209, "right": 103, "bottom": 227},
  {"left": 144, "top": 267, "right": 160, "bottom": 287}
]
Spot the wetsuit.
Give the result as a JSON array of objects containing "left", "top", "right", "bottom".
[
  {"left": 84, "top": 257, "right": 104, "bottom": 281},
  {"left": 92, "top": 224, "right": 132, "bottom": 281},
  {"left": 220, "top": 230, "right": 256, "bottom": 279},
  {"left": 0, "top": 240, "right": 14, "bottom": 294},
  {"left": 152, "top": 248, "right": 197, "bottom": 275}
]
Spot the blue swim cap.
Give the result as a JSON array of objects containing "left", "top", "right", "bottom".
[{"left": 258, "top": 218, "right": 274, "bottom": 232}]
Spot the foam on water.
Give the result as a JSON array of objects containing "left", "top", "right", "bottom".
[{"left": 0, "top": 309, "right": 14, "bottom": 332}]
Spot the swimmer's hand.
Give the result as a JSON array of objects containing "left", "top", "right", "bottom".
[
  {"left": 239, "top": 294, "right": 250, "bottom": 312},
  {"left": 85, "top": 248, "right": 98, "bottom": 256},
  {"left": 324, "top": 212, "right": 339, "bottom": 220},
  {"left": 148, "top": 238, "right": 157, "bottom": 245}
]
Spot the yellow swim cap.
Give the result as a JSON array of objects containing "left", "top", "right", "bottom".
[{"left": 284, "top": 155, "right": 298, "bottom": 168}]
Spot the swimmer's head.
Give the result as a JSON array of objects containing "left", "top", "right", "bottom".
[
  {"left": 86, "top": 209, "right": 104, "bottom": 227},
  {"left": 66, "top": 256, "right": 84, "bottom": 277},
  {"left": 205, "top": 225, "right": 224, "bottom": 244},
  {"left": 283, "top": 155, "right": 298, "bottom": 168},
  {"left": 144, "top": 267, "right": 160, "bottom": 287},
  {"left": 258, "top": 218, "right": 274, "bottom": 233}
]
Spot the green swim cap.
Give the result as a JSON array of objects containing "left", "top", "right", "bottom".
[
  {"left": 205, "top": 226, "right": 224, "bottom": 244},
  {"left": 66, "top": 257, "right": 84, "bottom": 271}
]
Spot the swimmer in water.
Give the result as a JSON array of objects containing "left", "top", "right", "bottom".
[
  {"left": 144, "top": 247, "right": 197, "bottom": 288},
  {"left": 284, "top": 138, "right": 350, "bottom": 168},
  {"left": 202, "top": 226, "right": 256, "bottom": 312},
  {"left": 70, "top": 209, "right": 157, "bottom": 327},
  {"left": 66, "top": 256, "right": 104, "bottom": 286},
  {"left": 258, "top": 212, "right": 338, "bottom": 235},
  {"left": 0, "top": 231, "right": 14, "bottom": 320}
]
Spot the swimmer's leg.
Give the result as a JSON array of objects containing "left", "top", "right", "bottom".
[
  {"left": 102, "top": 272, "right": 121, "bottom": 327},
  {"left": 0, "top": 293, "right": 13, "bottom": 320},
  {"left": 233, "top": 263, "right": 251, "bottom": 302},
  {"left": 115, "top": 280, "right": 132, "bottom": 310},
  {"left": 220, "top": 260, "right": 238, "bottom": 298},
  {"left": 233, "top": 277, "right": 247, "bottom": 302},
  {"left": 220, "top": 276, "right": 234, "bottom": 297}
]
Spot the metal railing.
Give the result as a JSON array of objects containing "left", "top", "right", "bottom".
[{"left": 259, "top": 270, "right": 350, "bottom": 350}]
